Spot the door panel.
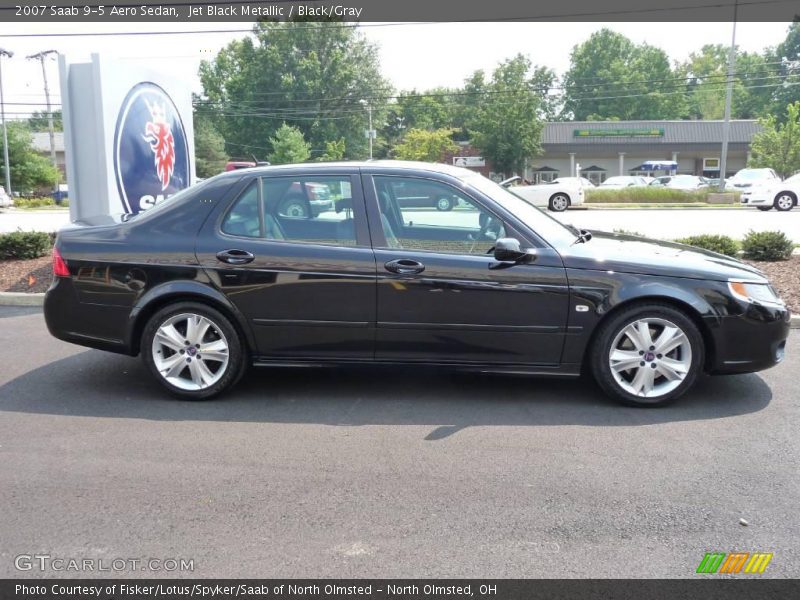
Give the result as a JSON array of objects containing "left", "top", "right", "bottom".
[
  {"left": 196, "top": 173, "right": 376, "bottom": 359},
  {"left": 366, "top": 174, "right": 570, "bottom": 365}
]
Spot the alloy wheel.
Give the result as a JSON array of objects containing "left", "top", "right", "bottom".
[
  {"left": 775, "top": 194, "right": 794, "bottom": 211},
  {"left": 550, "top": 195, "right": 569, "bottom": 211},
  {"left": 608, "top": 318, "right": 692, "bottom": 398},
  {"left": 151, "top": 313, "right": 230, "bottom": 391}
]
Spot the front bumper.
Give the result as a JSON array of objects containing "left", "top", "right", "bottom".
[
  {"left": 706, "top": 301, "right": 791, "bottom": 374},
  {"left": 740, "top": 191, "right": 772, "bottom": 206}
]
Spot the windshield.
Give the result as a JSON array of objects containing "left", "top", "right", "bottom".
[
  {"left": 464, "top": 173, "right": 578, "bottom": 247},
  {"left": 734, "top": 169, "right": 770, "bottom": 180}
]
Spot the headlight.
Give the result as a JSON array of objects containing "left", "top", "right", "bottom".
[{"left": 728, "top": 280, "right": 783, "bottom": 305}]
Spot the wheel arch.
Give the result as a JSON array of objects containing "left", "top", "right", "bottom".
[
  {"left": 549, "top": 192, "right": 571, "bottom": 204},
  {"left": 581, "top": 295, "right": 715, "bottom": 375},
  {"left": 127, "top": 282, "right": 256, "bottom": 357}
]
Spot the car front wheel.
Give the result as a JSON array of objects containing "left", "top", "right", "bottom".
[
  {"left": 436, "top": 196, "right": 455, "bottom": 211},
  {"left": 774, "top": 192, "right": 796, "bottom": 212},
  {"left": 590, "top": 304, "right": 704, "bottom": 407},
  {"left": 142, "top": 302, "right": 246, "bottom": 399},
  {"left": 548, "top": 194, "right": 569, "bottom": 212}
]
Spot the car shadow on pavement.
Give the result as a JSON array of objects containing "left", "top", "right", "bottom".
[{"left": 0, "top": 349, "right": 773, "bottom": 438}]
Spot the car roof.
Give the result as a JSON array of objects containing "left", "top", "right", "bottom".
[{"left": 216, "top": 160, "right": 477, "bottom": 181}]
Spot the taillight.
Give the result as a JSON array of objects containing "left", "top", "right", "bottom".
[{"left": 52, "top": 246, "right": 70, "bottom": 277}]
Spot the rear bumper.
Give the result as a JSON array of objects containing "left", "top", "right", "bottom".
[
  {"left": 44, "top": 276, "right": 134, "bottom": 355},
  {"left": 706, "top": 303, "right": 791, "bottom": 374}
]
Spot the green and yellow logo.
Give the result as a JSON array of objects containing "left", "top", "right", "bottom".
[{"left": 696, "top": 552, "right": 773, "bottom": 574}]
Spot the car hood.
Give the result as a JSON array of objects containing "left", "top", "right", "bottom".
[{"left": 558, "top": 230, "right": 767, "bottom": 282}]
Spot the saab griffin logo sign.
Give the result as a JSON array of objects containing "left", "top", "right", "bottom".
[
  {"left": 696, "top": 552, "right": 773, "bottom": 574},
  {"left": 113, "top": 82, "right": 189, "bottom": 214}
]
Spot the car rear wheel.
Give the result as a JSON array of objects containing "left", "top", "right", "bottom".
[
  {"left": 548, "top": 194, "right": 569, "bottom": 212},
  {"left": 774, "top": 192, "right": 796, "bottom": 212},
  {"left": 757, "top": 206, "right": 773, "bottom": 211},
  {"left": 436, "top": 196, "right": 455, "bottom": 211},
  {"left": 279, "top": 195, "right": 309, "bottom": 218},
  {"left": 590, "top": 303, "right": 704, "bottom": 407},
  {"left": 142, "top": 302, "right": 245, "bottom": 399}
]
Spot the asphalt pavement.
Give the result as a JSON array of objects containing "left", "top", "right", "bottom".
[{"left": 0, "top": 306, "right": 798, "bottom": 578}]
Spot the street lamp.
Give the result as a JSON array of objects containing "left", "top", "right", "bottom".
[
  {"left": 26, "top": 50, "right": 59, "bottom": 182},
  {"left": 0, "top": 48, "right": 12, "bottom": 196}
]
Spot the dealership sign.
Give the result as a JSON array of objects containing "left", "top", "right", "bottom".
[
  {"left": 114, "top": 83, "right": 190, "bottom": 214},
  {"left": 453, "top": 156, "right": 486, "bottom": 167},
  {"left": 59, "top": 54, "right": 195, "bottom": 221},
  {"left": 573, "top": 128, "right": 665, "bottom": 137}
]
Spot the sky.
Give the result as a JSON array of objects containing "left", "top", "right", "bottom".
[{"left": 0, "top": 21, "right": 793, "bottom": 119}]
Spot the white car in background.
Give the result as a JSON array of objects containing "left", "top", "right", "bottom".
[
  {"left": 598, "top": 176, "right": 650, "bottom": 189},
  {"left": 724, "top": 168, "right": 780, "bottom": 192},
  {"left": 649, "top": 175, "right": 708, "bottom": 191},
  {"left": 0, "top": 186, "right": 12, "bottom": 208},
  {"left": 740, "top": 172, "right": 799, "bottom": 211},
  {"left": 500, "top": 176, "right": 585, "bottom": 212}
]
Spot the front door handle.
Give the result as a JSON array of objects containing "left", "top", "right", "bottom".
[
  {"left": 384, "top": 258, "right": 425, "bottom": 275},
  {"left": 216, "top": 249, "right": 255, "bottom": 265}
]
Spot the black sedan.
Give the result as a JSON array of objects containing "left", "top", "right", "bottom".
[{"left": 44, "top": 161, "right": 790, "bottom": 406}]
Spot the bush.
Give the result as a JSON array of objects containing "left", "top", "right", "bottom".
[
  {"left": 12, "top": 197, "right": 57, "bottom": 209},
  {"left": 741, "top": 230, "right": 794, "bottom": 261},
  {"left": 674, "top": 234, "right": 740, "bottom": 257},
  {"left": 585, "top": 188, "right": 709, "bottom": 204},
  {"left": 613, "top": 228, "right": 645, "bottom": 237},
  {"left": 0, "top": 230, "right": 53, "bottom": 259}
]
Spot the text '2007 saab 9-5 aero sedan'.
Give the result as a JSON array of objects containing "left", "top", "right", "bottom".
[{"left": 44, "top": 161, "right": 790, "bottom": 407}]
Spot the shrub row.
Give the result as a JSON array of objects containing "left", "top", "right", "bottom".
[
  {"left": 674, "top": 231, "right": 794, "bottom": 261},
  {"left": 0, "top": 230, "right": 53, "bottom": 260},
  {"left": 585, "top": 188, "right": 711, "bottom": 204},
  {"left": 11, "top": 197, "right": 59, "bottom": 209}
]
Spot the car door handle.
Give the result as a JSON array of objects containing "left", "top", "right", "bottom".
[
  {"left": 216, "top": 249, "right": 255, "bottom": 265},
  {"left": 384, "top": 258, "right": 425, "bottom": 275}
]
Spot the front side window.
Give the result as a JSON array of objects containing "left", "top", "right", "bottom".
[
  {"left": 373, "top": 176, "right": 505, "bottom": 256},
  {"left": 222, "top": 176, "right": 358, "bottom": 247}
]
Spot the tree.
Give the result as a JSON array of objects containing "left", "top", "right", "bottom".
[
  {"left": 318, "top": 138, "right": 346, "bottom": 161},
  {"left": 268, "top": 124, "right": 311, "bottom": 164},
  {"left": 770, "top": 23, "right": 800, "bottom": 120},
  {"left": 193, "top": 114, "right": 229, "bottom": 177},
  {"left": 562, "top": 29, "right": 687, "bottom": 120},
  {"left": 393, "top": 128, "right": 458, "bottom": 162},
  {"left": 27, "top": 110, "right": 62, "bottom": 132},
  {"left": 199, "top": 19, "right": 391, "bottom": 161},
  {"left": 465, "top": 55, "right": 545, "bottom": 176},
  {"left": 748, "top": 101, "right": 800, "bottom": 178},
  {"left": 0, "top": 122, "right": 60, "bottom": 192}
]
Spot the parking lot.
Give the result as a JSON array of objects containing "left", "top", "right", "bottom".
[{"left": 0, "top": 305, "right": 797, "bottom": 578}]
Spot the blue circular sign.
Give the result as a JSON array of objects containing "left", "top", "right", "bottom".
[{"left": 113, "top": 82, "right": 190, "bottom": 214}]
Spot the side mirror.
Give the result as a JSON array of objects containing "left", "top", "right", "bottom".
[{"left": 494, "top": 238, "right": 535, "bottom": 263}]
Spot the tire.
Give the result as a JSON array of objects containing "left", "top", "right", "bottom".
[
  {"left": 773, "top": 192, "right": 796, "bottom": 212},
  {"left": 279, "top": 195, "right": 309, "bottom": 218},
  {"left": 436, "top": 196, "right": 455, "bottom": 211},
  {"left": 548, "top": 194, "right": 570, "bottom": 212},
  {"left": 590, "top": 303, "right": 704, "bottom": 407},
  {"left": 757, "top": 206, "right": 773, "bottom": 211},
  {"left": 142, "top": 301, "right": 246, "bottom": 400}
]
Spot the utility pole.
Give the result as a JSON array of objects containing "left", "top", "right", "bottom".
[
  {"left": 718, "top": 0, "right": 738, "bottom": 192},
  {"left": 26, "top": 50, "right": 58, "bottom": 181},
  {"left": 361, "top": 99, "right": 374, "bottom": 160},
  {"left": 0, "top": 48, "right": 12, "bottom": 196}
]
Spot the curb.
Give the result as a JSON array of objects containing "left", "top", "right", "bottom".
[
  {"left": 0, "top": 292, "right": 45, "bottom": 306},
  {"left": 1, "top": 292, "right": 798, "bottom": 328}
]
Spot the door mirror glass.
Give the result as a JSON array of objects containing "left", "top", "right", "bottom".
[{"left": 494, "top": 238, "right": 533, "bottom": 263}]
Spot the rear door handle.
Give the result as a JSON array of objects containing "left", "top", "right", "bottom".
[
  {"left": 384, "top": 258, "right": 425, "bottom": 275},
  {"left": 216, "top": 249, "right": 255, "bottom": 265}
]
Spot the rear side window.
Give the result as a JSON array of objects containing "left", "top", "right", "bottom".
[{"left": 221, "top": 182, "right": 260, "bottom": 238}]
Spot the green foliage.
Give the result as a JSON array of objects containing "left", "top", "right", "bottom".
[
  {"left": 268, "top": 124, "right": 311, "bottom": 165},
  {"left": 741, "top": 230, "right": 794, "bottom": 261},
  {"left": 319, "top": 138, "right": 346, "bottom": 161},
  {"left": 193, "top": 114, "right": 229, "bottom": 177},
  {"left": 0, "top": 230, "right": 52, "bottom": 260},
  {"left": 674, "top": 234, "right": 740, "bottom": 257},
  {"left": 0, "top": 122, "right": 60, "bottom": 193},
  {"left": 770, "top": 23, "right": 800, "bottom": 120},
  {"left": 393, "top": 128, "right": 458, "bottom": 162},
  {"left": 199, "top": 19, "right": 391, "bottom": 161},
  {"left": 27, "top": 110, "right": 63, "bottom": 132},
  {"left": 585, "top": 188, "right": 708, "bottom": 203},
  {"left": 613, "top": 229, "right": 645, "bottom": 237},
  {"left": 11, "top": 197, "right": 58, "bottom": 208},
  {"left": 466, "top": 54, "right": 545, "bottom": 175},
  {"left": 749, "top": 102, "right": 800, "bottom": 178},
  {"left": 562, "top": 29, "right": 687, "bottom": 120}
]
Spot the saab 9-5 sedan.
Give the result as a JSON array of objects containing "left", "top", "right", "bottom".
[{"left": 44, "top": 161, "right": 790, "bottom": 406}]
